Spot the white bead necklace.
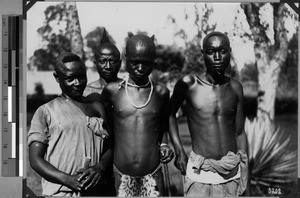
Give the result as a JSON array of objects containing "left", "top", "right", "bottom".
[
  {"left": 125, "top": 77, "right": 154, "bottom": 109},
  {"left": 127, "top": 79, "right": 150, "bottom": 88}
]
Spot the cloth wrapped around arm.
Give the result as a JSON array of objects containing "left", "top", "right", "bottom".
[{"left": 87, "top": 116, "right": 109, "bottom": 139}]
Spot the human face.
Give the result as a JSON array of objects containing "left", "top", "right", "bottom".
[
  {"left": 126, "top": 46, "right": 154, "bottom": 84},
  {"left": 202, "top": 35, "right": 231, "bottom": 76},
  {"left": 95, "top": 45, "right": 121, "bottom": 82},
  {"left": 55, "top": 61, "right": 87, "bottom": 99}
]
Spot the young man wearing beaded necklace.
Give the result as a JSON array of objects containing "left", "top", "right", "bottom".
[
  {"left": 168, "top": 31, "right": 249, "bottom": 196},
  {"left": 101, "top": 34, "right": 174, "bottom": 197}
]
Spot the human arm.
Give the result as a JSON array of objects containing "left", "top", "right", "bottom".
[
  {"left": 233, "top": 80, "right": 250, "bottom": 195},
  {"left": 159, "top": 88, "right": 174, "bottom": 164},
  {"left": 77, "top": 140, "right": 113, "bottom": 190},
  {"left": 168, "top": 77, "right": 190, "bottom": 175},
  {"left": 77, "top": 100, "right": 113, "bottom": 190},
  {"left": 29, "top": 141, "right": 83, "bottom": 191}
]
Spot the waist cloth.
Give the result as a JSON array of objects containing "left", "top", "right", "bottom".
[
  {"left": 113, "top": 163, "right": 163, "bottom": 197},
  {"left": 186, "top": 150, "right": 248, "bottom": 195}
]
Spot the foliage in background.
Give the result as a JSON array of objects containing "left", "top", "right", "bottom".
[
  {"left": 241, "top": 3, "right": 294, "bottom": 121},
  {"left": 277, "top": 31, "right": 298, "bottom": 99},
  {"left": 27, "top": 2, "right": 85, "bottom": 71},
  {"left": 245, "top": 118, "right": 297, "bottom": 196},
  {"left": 27, "top": 3, "right": 71, "bottom": 71}
]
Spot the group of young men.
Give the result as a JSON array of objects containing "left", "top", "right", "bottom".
[{"left": 28, "top": 30, "right": 249, "bottom": 197}]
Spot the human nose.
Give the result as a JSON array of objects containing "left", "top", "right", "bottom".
[
  {"left": 213, "top": 51, "right": 221, "bottom": 60},
  {"left": 136, "top": 63, "right": 143, "bottom": 71},
  {"left": 104, "top": 61, "right": 113, "bottom": 70},
  {"left": 73, "top": 78, "right": 79, "bottom": 85}
]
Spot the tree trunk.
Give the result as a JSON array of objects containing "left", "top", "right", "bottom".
[
  {"left": 65, "top": 2, "right": 85, "bottom": 59},
  {"left": 241, "top": 3, "right": 288, "bottom": 123}
]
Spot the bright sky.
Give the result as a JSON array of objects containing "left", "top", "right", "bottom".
[{"left": 27, "top": 2, "right": 298, "bottom": 71}]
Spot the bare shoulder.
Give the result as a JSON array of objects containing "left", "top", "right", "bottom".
[
  {"left": 103, "top": 79, "right": 124, "bottom": 94},
  {"left": 92, "top": 100, "right": 105, "bottom": 111},
  {"left": 153, "top": 81, "right": 170, "bottom": 97},
  {"left": 229, "top": 78, "right": 244, "bottom": 95},
  {"left": 180, "top": 74, "right": 196, "bottom": 86}
]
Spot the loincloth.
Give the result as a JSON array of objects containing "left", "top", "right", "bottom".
[
  {"left": 113, "top": 164, "right": 163, "bottom": 197},
  {"left": 186, "top": 150, "right": 248, "bottom": 195}
]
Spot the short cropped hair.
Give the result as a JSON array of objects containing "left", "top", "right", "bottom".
[
  {"left": 55, "top": 52, "right": 82, "bottom": 73},
  {"left": 125, "top": 34, "right": 156, "bottom": 58},
  {"left": 202, "top": 31, "right": 230, "bottom": 49}
]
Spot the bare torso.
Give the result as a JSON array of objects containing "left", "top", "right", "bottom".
[
  {"left": 185, "top": 75, "right": 239, "bottom": 160},
  {"left": 103, "top": 81, "right": 169, "bottom": 176}
]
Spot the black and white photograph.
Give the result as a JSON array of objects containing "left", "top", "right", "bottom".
[{"left": 24, "top": 1, "right": 298, "bottom": 197}]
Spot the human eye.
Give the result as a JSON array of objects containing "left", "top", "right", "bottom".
[
  {"left": 98, "top": 59, "right": 106, "bottom": 64},
  {"left": 64, "top": 77, "right": 74, "bottom": 83},
  {"left": 130, "top": 60, "right": 139, "bottom": 65},
  {"left": 109, "top": 59, "right": 119, "bottom": 64},
  {"left": 220, "top": 48, "right": 228, "bottom": 54},
  {"left": 205, "top": 49, "right": 214, "bottom": 55},
  {"left": 143, "top": 61, "right": 153, "bottom": 67}
]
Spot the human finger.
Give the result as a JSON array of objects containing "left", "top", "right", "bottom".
[
  {"left": 81, "top": 174, "right": 94, "bottom": 189},
  {"left": 85, "top": 175, "right": 100, "bottom": 190},
  {"left": 180, "top": 162, "right": 186, "bottom": 175},
  {"left": 77, "top": 171, "right": 89, "bottom": 182}
]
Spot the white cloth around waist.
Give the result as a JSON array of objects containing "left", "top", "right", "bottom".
[{"left": 186, "top": 156, "right": 241, "bottom": 185}]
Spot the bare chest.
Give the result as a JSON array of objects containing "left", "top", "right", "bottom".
[
  {"left": 187, "top": 84, "right": 237, "bottom": 116},
  {"left": 111, "top": 88, "right": 164, "bottom": 118}
]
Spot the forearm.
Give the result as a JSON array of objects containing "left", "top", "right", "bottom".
[
  {"left": 168, "top": 115, "right": 185, "bottom": 154},
  {"left": 30, "top": 156, "right": 70, "bottom": 186},
  {"left": 98, "top": 148, "right": 113, "bottom": 170},
  {"left": 237, "top": 130, "right": 248, "bottom": 155}
]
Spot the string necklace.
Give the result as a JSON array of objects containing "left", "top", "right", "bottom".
[
  {"left": 196, "top": 75, "right": 219, "bottom": 87},
  {"left": 125, "top": 77, "right": 153, "bottom": 109},
  {"left": 127, "top": 79, "right": 150, "bottom": 88}
]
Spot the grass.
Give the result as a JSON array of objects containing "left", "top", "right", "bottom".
[{"left": 26, "top": 113, "right": 297, "bottom": 197}]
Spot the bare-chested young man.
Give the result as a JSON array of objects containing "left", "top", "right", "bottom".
[
  {"left": 101, "top": 34, "right": 174, "bottom": 197},
  {"left": 169, "top": 31, "right": 249, "bottom": 197},
  {"left": 28, "top": 53, "right": 111, "bottom": 196}
]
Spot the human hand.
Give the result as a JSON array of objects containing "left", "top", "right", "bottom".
[
  {"left": 77, "top": 164, "right": 103, "bottom": 191},
  {"left": 174, "top": 151, "right": 188, "bottom": 175},
  {"left": 160, "top": 144, "right": 174, "bottom": 163},
  {"left": 63, "top": 174, "right": 84, "bottom": 192}
]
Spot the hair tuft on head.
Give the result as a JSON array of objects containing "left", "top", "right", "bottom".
[
  {"left": 128, "top": 32, "right": 134, "bottom": 38},
  {"left": 100, "top": 28, "right": 111, "bottom": 44},
  {"left": 150, "top": 35, "right": 155, "bottom": 42}
]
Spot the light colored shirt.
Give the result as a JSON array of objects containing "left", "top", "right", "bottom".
[{"left": 28, "top": 96, "right": 106, "bottom": 196}]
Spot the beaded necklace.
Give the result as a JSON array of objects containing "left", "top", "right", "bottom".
[{"left": 125, "top": 77, "right": 154, "bottom": 109}]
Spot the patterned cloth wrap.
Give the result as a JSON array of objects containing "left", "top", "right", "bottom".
[
  {"left": 115, "top": 164, "right": 162, "bottom": 197},
  {"left": 86, "top": 116, "right": 109, "bottom": 139},
  {"left": 190, "top": 150, "right": 248, "bottom": 195}
]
